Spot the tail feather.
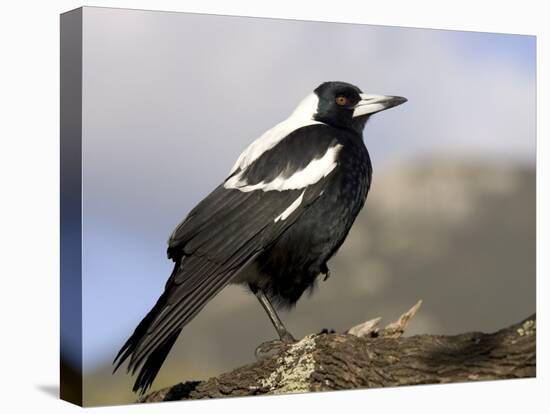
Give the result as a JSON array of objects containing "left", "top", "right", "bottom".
[
  {"left": 113, "top": 242, "right": 260, "bottom": 394},
  {"left": 113, "top": 291, "right": 183, "bottom": 395},
  {"left": 132, "top": 329, "right": 181, "bottom": 395},
  {"left": 112, "top": 292, "right": 168, "bottom": 374}
]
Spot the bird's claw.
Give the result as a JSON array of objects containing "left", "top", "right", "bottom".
[
  {"left": 255, "top": 339, "right": 294, "bottom": 360},
  {"left": 321, "top": 264, "right": 331, "bottom": 281},
  {"left": 280, "top": 331, "right": 296, "bottom": 343}
]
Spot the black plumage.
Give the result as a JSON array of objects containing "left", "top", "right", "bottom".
[{"left": 113, "top": 81, "right": 407, "bottom": 394}]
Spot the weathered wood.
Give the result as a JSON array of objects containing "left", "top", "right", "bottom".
[
  {"left": 347, "top": 300, "right": 423, "bottom": 338},
  {"left": 141, "top": 313, "right": 536, "bottom": 403}
]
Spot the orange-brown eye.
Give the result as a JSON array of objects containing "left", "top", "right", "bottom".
[{"left": 335, "top": 96, "right": 348, "bottom": 106}]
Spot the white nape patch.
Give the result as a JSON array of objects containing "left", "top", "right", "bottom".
[
  {"left": 228, "top": 93, "right": 323, "bottom": 176},
  {"left": 274, "top": 191, "right": 305, "bottom": 222},
  {"left": 226, "top": 144, "right": 343, "bottom": 192},
  {"left": 352, "top": 93, "right": 391, "bottom": 117}
]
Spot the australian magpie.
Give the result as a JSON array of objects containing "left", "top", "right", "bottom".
[{"left": 113, "top": 81, "right": 407, "bottom": 394}]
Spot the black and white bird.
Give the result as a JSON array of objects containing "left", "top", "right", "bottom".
[{"left": 113, "top": 81, "right": 407, "bottom": 394}]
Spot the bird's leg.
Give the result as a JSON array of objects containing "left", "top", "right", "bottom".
[{"left": 251, "top": 285, "right": 296, "bottom": 343}]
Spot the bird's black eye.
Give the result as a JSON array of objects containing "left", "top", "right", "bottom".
[{"left": 335, "top": 96, "right": 349, "bottom": 106}]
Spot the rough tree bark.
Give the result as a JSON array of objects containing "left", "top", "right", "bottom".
[{"left": 141, "top": 304, "right": 536, "bottom": 403}]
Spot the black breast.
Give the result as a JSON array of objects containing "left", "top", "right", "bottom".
[{"left": 255, "top": 129, "right": 372, "bottom": 307}]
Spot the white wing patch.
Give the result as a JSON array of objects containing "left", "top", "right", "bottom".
[
  {"left": 225, "top": 144, "right": 343, "bottom": 192},
  {"left": 229, "top": 93, "right": 323, "bottom": 176},
  {"left": 274, "top": 191, "right": 305, "bottom": 222}
]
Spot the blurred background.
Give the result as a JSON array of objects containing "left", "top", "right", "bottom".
[{"left": 77, "top": 7, "right": 535, "bottom": 405}]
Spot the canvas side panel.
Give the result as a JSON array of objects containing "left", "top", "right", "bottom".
[{"left": 60, "top": 7, "right": 83, "bottom": 407}]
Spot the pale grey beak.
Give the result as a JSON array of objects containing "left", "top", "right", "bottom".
[{"left": 352, "top": 93, "right": 407, "bottom": 117}]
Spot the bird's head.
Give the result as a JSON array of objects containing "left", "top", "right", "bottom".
[{"left": 299, "top": 81, "right": 407, "bottom": 132}]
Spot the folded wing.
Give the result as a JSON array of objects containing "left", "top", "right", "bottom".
[{"left": 114, "top": 124, "right": 342, "bottom": 394}]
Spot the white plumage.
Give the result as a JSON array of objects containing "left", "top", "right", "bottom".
[
  {"left": 225, "top": 144, "right": 343, "bottom": 192},
  {"left": 228, "top": 93, "right": 323, "bottom": 176}
]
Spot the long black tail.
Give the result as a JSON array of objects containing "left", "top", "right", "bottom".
[
  {"left": 131, "top": 329, "right": 181, "bottom": 395},
  {"left": 112, "top": 291, "right": 181, "bottom": 395},
  {"left": 112, "top": 248, "right": 254, "bottom": 395}
]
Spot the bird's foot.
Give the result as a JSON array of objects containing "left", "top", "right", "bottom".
[
  {"left": 317, "top": 328, "right": 336, "bottom": 335},
  {"left": 279, "top": 330, "right": 296, "bottom": 343},
  {"left": 255, "top": 337, "right": 296, "bottom": 360},
  {"left": 320, "top": 263, "right": 331, "bottom": 281}
]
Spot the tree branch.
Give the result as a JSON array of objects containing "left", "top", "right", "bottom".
[{"left": 141, "top": 308, "right": 536, "bottom": 403}]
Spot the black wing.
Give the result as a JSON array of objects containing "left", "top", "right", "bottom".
[{"left": 114, "top": 124, "right": 341, "bottom": 394}]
